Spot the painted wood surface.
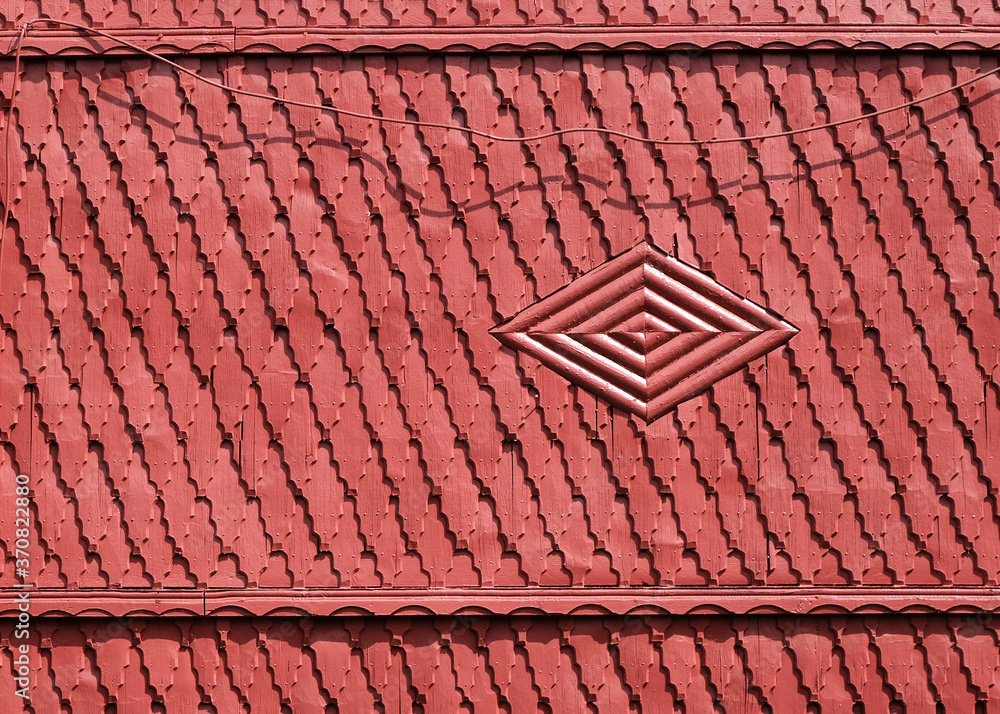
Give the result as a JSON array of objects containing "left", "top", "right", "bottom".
[{"left": 1, "top": 19, "right": 999, "bottom": 712}]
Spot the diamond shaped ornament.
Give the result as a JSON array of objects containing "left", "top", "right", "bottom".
[{"left": 490, "top": 242, "right": 797, "bottom": 421}]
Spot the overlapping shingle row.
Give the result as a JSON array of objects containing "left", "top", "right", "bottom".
[
  {"left": 3, "top": 614, "right": 1000, "bottom": 710},
  {"left": 1, "top": 52, "right": 999, "bottom": 590}
]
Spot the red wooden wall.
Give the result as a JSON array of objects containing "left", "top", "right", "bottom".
[{"left": 2, "top": 1, "right": 1000, "bottom": 710}]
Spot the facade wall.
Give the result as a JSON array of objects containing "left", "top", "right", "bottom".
[{"left": 0, "top": 8, "right": 999, "bottom": 712}]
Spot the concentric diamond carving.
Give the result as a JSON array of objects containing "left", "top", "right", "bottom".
[{"left": 491, "top": 242, "right": 798, "bottom": 422}]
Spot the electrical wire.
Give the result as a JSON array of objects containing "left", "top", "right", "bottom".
[
  {"left": 6, "top": 18, "right": 996, "bottom": 268},
  {"left": 9, "top": 17, "right": 1000, "bottom": 149}
]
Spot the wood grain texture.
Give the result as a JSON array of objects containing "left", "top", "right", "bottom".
[
  {"left": 2, "top": 34, "right": 1000, "bottom": 712},
  {"left": 1, "top": 52, "right": 998, "bottom": 594}
]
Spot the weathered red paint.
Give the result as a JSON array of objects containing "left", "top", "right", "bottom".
[{"left": 1, "top": 5, "right": 1000, "bottom": 709}]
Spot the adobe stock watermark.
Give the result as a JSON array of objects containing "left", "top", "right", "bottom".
[{"left": 10, "top": 471, "right": 33, "bottom": 701}]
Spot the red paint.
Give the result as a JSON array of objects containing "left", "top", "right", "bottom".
[
  {"left": 2, "top": 0, "right": 998, "bottom": 34},
  {"left": 492, "top": 241, "right": 796, "bottom": 420},
  {"left": 2, "top": 586, "right": 1000, "bottom": 618},
  {"left": 12, "top": 615, "right": 1000, "bottom": 711},
  {"left": 6, "top": 25, "right": 1000, "bottom": 56},
  {"left": 1, "top": 15, "right": 1000, "bottom": 710}
]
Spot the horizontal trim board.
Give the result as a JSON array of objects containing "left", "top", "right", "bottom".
[
  {"left": 2, "top": 587, "right": 1000, "bottom": 618},
  {"left": 1, "top": 24, "right": 1000, "bottom": 56}
]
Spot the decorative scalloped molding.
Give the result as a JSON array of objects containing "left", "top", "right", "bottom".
[
  {"left": 2, "top": 25, "right": 1000, "bottom": 56},
  {"left": 3, "top": 587, "right": 1000, "bottom": 617}
]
